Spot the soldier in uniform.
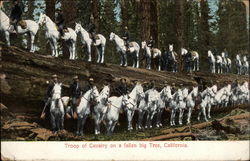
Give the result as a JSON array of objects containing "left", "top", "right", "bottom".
[
  {"left": 171, "top": 83, "right": 177, "bottom": 95},
  {"left": 116, "top": 78, "right": 128, "bottom": 96},
  {"left": 82, "top": 77, "right": 95, "bottom": 93},
  {"left": 88, "top": 15, "right": 96, "bottom": 44},
  {"left": 122, "top": 26, "right": 130, "bottom": 52},
  {"left": 69, "top": 76, "right": 82, "bottom": 119},
  {"left": 10, "top": 0, "right": 23, "bottom": 33},
  {"left": 41, "top": 74, "right": 59, "bottom": 119},
  {"left": 147, "top": 36, "right": 154, "bottom": 49},
  {"left": 55, "top": 8, "right": 65, "bottom": 38}
]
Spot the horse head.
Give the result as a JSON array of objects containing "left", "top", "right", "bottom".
[
  {"left": 109, "top": 32, "right": 115, "bottom": 41},
  {"left": 75, "top": 22, "right": 81, "bottom": 34},
  {"left": 38, "top": 13, "right": 46, "bottom": 26},
  {"left": 208, "top": 50, "right": 213, "bottom": 57},
  {"left": 90, "top": 86, "right": 100, "bottom": 104},
  {"left": 52, "top": 83, "right": 62, "bottom": 100},
  {"left": 181, "top": 48, "right": 187, "bottom": 56},
  {"left": 136, "top": 83, "right": 145, "bottom": 99},
  {"left": 100, "top": 85, "right": 110, "bottom": 104},
  {"left": 141, "top": 41, "right": 147, "bottom": 49},
  {"left": 169, "top": 44, "right": 173, "bottom": 52},
  {"left": 122, "top": 95, "right": 134, "bottom": 109}
]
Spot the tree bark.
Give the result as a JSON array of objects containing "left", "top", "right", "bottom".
[
  {"left": 141, "top": 0, "right": 151, "bottom": 41},
  {"left": 150, "top": 0, "right": 159, "bottom": 47},
  {"left": 45, "top": 0, "right": 55, "bottom": 21},
  {"left": 91, "top": 0, "right": 99, "bottom": 32},
  {"left": 121, "top": 0, "right": 129, "bottom": 30},
  {"left": 175, "top": 0, "right": 185, "bottom": 72}
]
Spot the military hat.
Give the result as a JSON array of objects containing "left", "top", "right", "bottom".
[
  {"left": 120, "top": 78, "right": 126, "bottom": 82},
  {"left": 52, "top": 74, "right": 58, "bottom": 78},
  {"left": 164, "top": 80, "right": 168, "bottom": 85},
  {"left": 89, "top": 77, "right": 94, "bottom": 82},
  {"left": 73, "top": 75, "right": 79, "bottom": 80},
  {"left": 172, "top": 82, "right": 175, "bottom": 86},
  {"left": 56, "top": 8, "right": 62, "bottom": 12},
  {"left": 124, "top": 26, "right": 128, "bottom": 30}
]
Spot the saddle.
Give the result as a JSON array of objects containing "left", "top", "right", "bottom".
[
  {"left": 18, "top": 20, "right": 27, "bottom": 29},
  {"left": 89, "top": 33, "right": 100, "bottom": 40},
  {"left": 128, "top": 42, "right": 134, "bottom": 48}
]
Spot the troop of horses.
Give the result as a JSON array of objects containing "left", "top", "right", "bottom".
[
  {"left": 49, "top": 81, "right": 249, "bottom": 136},
  {"left": 0, "top": 11, "right": 249, "bottom": 75}
]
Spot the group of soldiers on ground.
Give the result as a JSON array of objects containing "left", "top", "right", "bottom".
[{"left": 42, "top": 73, "right": 242, "bottom": 120}]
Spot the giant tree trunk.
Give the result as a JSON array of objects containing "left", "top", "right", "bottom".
[
  {"left": 62, "top": 0, "right": 77, "bottom": 59},
  {"left": 45, "top": 0, "right": 55, "bottom": 21},
  {"left": 141, "top": 0, "right": 151, "bottom": 41},
  {"left": 121, "top": 0, "right": 129, "bottom": 30},
  {"left": 175, "top": 0, "right": 185, "bottom": 72},
  {"left": 150, "top": 0, "right": 159, "bottom": 48}
]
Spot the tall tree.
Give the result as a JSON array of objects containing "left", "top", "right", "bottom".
[
  {"left": 175, "top": 0, "right": 185, "bottom": 71},
  {"left": 140, "top": 0, "right": 151, "bottom": 41},
  {"left": 150, "top": 0, "right": 159, "bottom": 47},
  {"left": 45, "top": 0, "right": 55, "bottom": 21}
]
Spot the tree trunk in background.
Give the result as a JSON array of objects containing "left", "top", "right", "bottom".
[
  {"left": 62, "top": 0, "right": 77, "bottom": 59},
  {"left": 141, "top": 0, "right": 151, "bottom": 41},
  {"left": 121, "top": 0, "right": 129, "bottom": 30},
  {"left": 175, "top": 0, "right": 185, "bottom": 72},
  {"left": 45, "top": 0, "right": 55, "bottom": 21},
  {"left": 150, "top": 0, "right": 159, "bottom": 47},
  {"left": 45, "top": 0, "right": 55, "bottom": 55},
  {"left": 91, "top": 0, "right": 99, "bottom": 32}
]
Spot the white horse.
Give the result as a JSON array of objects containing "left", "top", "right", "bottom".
[
  {"left": 177, "top": 87, "right": 188, "bottom": 125},
  {"left": 242, "top": 55, "right": 249, "bottom": 75},
  {"left": 105, "top": 95, "right": 132, "bottom": 135},
  {"left": 38, "top": 13, "right": 77, "bottom": 59},
  {"left": 0, "top": 9, "right": 39, "bottom": 52},
  {"left": 221, "top": 52, "right": 231, "bottom": 73},
  {"left": 216, "top": 55, "right": 223, "bottom": 74},
  {"left": 93, "top": 85, "right": 110, "bottom": 135},
  {"left": 75, "top": 23, "right": 106, "bottom": 63},
  {"left": 169, "top": 90, "right": 179, "bottom": 126},
  {"left": 141, "top": 41, "right": 162, "bottom": 71},
  {"left": 76, "top": 86, "right": 100, "bottom": 136},
  {"left": 49, "top": 83, "right": 65, "bottom": 133},
  {"left": 144, "top": 88, "right": 159, "bottom": 128},
  {"left": 186, "top": 86, "right": 198, "bottom": 124},
  {"left": 155, "top": 86, "right": 172, "bottom": 127},
  {"left": 198, "top": 87, "right": 215, "bottom": 121},
  {"left": 236, "top": 54, "right": 242, "bottom": 75},
  {"left": 181, "top": 48, "right": 199, "bottom": 72},
  {"left": 126, "top": 83, "right": 144, "bottom": 131},
  {"left": 109, "top": 32, "right": 140, "bottom": 68},
  {"left": 167, "top": 44, "right": 178, "bottom": 72},
  {"left": 208, "top": 50, "right": 216, "bottom": 73}
]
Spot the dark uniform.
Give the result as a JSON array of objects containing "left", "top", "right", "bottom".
[
  {"left": 41, "top": 74, "right": 59, "bottom": 119},
  {"left": 116, "top": 78, "right": 128, "bottom": 95},
  {"left": 147, "top": 37, "right": 154, "bottom": 49},
  {"left": 10, "top": 0, "right": 23, "bottom": 33},
  {"left": 69, "top": 76, "right": 82, "bottom": 114},
  {"left": 55, "top": 9, "right": 65, "bottom": 37},
  {"left": 122, "top": 27, "right": 130, "bottom": 51},
  {"left": 88, "top": 21, "right": 96, "bottom": 44}
]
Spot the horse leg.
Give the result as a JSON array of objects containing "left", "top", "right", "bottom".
[
  {"left": 178, "top": 108, "right": 183, "bottom": 125},
  {"left": 80, "top": 116, "right": 87, "bottom": 136},
  {"left": 50, "top": 113, "right": 56, "bottom": 133},
  {"left": 187, "top": 107, "right": 192, "bottom": 124},
  {"left": 87, "top": 44, "right": 92, "bottom": 62},
  {"left": 127, "top": 110, "right": 132, "bottom": 131},
  {"left": 76, "top": 116, "right": 82, "bottom": 136},
  {"left": 30, "top": 33, "right": 35, "bottom": 53},
  {"left": 49, "top": 40, "right": 55, "bottom": 57},
  {"left": 107, "top": 120, "right": 113, "bottom": 135},
  {"left": 5, "top": 31, "right": 10, "bottom": 46},
  {"left": 101, "top": 46, "right": 105, "bottom": 63},
  {"left": 207, "top": 104, "right": 211, "bottom": 119},
  {"left": 158, "top": 57, "right": 161, "bottom": 71},
  {"left": 53, "top": 39, "right": 58, "bottom": 57},
  {"left": 136, "top": 51, "right": 139, "bottom": 68},
  {"left": 72, "top": 41, "right": 76, "bottom": 60},
  {"left": 202, "top": 107, "right": 208, "bottom": 122},
  {"left": 111, "top": 121, "right": 117, "bottom": 133},
  {"left": 138, "top": 110, "right": 143, "bottom": 129},
  {"left": 95, "top": 113, "right": 100, "bottom": 135},
  {"left": 148, "top": 56, "right": 152, "bottom": 70},
  {"left": 96, "top": 47, "right": 100, "bottom": 63},
  {"left": 124, "top": 52, "right": 128, "bottom": 67}
]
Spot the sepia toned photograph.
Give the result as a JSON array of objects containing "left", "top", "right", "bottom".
[{"left": 1, "top": 0, "right": 249, "bottom": 160}]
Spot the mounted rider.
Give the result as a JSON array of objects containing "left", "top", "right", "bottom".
[
  {"left": 122, "top": 26, "right": 130, "bottom": 52},
  {"left": 116, "top": 78, "right": 128, "bottom": 96},
  {"left": 55, "top": 8, "right": 65, "bottom": 38},
  {"left": 69, "top": 76, "right": 82, "bottom": 119},
  {"left": 41, "top": 74, "right": 59, "bottom": 119},
  {"left": 88, "top": 15, "right": 96, "bottom": 45},
  {"left": 10, "top": 0, "right": 23, "bottom": 33},
  {"left": 147, "top": 36, "right": 154, "bottom": 50}
]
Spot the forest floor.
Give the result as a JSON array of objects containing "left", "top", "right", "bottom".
[{"left": 1, "top": 41, "right": 249, "bottom": 141}]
